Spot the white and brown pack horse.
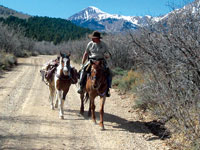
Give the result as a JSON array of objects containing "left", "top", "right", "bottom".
[
  {"left": 40, "top": 59, "right": 58, "bottom": 111},
  {"left": 54, "top": 52, "right": 74, "bottom": 119}
]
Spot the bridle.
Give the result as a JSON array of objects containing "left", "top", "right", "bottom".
[
  {"left": 56, "top": 54, "right": 71, "bottom": 80},
  {"left": 61, "top": 57, "right": 71, "bottom": 76},
  {"left": 90, "top": 61, "right": 106, "bottom": 95}
]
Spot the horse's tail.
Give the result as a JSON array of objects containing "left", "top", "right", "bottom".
[{"left": 84, "top": 92, "right": 89, "bottom": 104}]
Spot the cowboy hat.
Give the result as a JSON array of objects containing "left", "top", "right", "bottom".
[{"left": 88, "top": 31, "right": 102, "bottom": 39}]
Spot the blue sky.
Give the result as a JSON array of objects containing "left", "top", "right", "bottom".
[{"left": 0, "top": 0, "right": 195, "bottom": 19}]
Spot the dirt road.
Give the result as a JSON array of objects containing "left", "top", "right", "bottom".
[{"left": 0, "top": 56, "right": 168, "bottom": 150}]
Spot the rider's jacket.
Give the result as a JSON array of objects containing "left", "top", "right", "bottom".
[{"left": 86, "top": 41, "right": 110, "bottom": 60}]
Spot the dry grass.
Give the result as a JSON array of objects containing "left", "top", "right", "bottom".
[
  {"left": 113, "top": 69, "right": 144, "bottom": 92},
  {"left": 0, "top": 52, "right": 17, "bottom": 70}
]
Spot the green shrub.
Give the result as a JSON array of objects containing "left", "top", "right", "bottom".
[
  {"left": 112, "top": 67, "right": 128, "bottom": 88},
  {"left": 112, "top": 67, "right": 128, "bottom": 76},
  {"left": 191, "top": 140, "right": 200, "bottom": 150},
  {"left": 0, "top": 53, "right": 17, "bottom": 70},
  {"left": 31, "top": 51, "right": 39, "bottom": 56},
  {"left": 7, "top": 54, "right": 17, "bottom": 66},
  {"left": 14, "top": 50, "right": 32, "bottom": 57},
  {"left": 113, "top": 69, "right": 144, "bottom": 92}
]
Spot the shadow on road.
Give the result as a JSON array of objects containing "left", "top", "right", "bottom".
[
  {"left": 67, "top": 109, "right": 170, "bottom": 140},
  {"left": 66, "top": 109, "right": 151, "bottom": 134}
]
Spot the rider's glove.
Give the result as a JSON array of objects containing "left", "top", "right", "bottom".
[{"left": 81, "top": 64, "right": 84, "bottom": 69}]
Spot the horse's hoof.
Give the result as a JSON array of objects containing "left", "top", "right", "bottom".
[
  {"left": 92, "top": 120, "right": 97, "bottom": 125},
  {"left": 88, "top": 112, "right": 91, "bottom": 117},
  {"left": 99, "top": 123, "right": 105, "bottom": 130},
  {"left": 80, "top": 111, "right": 84, "bottom": 115},
  {"left": 100, "top": 126, "right": 105, "bottom": 131},
  {"left": 59, "top": 116, "right": 64, "bottom": 120},
  {"left": 51, "top": 106, "right": 54, "bottom": 110}
]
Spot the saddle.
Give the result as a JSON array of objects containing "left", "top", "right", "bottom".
[
  {"left": 45, "top": 66, "right": 79, "bottom": 84},
  {"left": 45, "top": 66, "right": 56, "bottom": 81},
  {"left": 45, "top": 60, "right": 59, "bottom": 81}
]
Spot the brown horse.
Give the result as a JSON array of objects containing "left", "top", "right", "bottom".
[
  {"left": 80, "top": 60, "right": 108, "bottom": 130},
  {"left": 54, "top": 52, "right": 72, "bottom": 119}
]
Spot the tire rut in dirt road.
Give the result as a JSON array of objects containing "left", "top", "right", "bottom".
[{"left": 0, "top": 57, "right": 43, "bottom": 149}]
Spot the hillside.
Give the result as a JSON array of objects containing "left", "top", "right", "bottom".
[
  {"left": 0, "top": 16, "right": 93, "bottom": 44},
  {"left": 0, "top": 5, "right": 30, "bottom": 19}
]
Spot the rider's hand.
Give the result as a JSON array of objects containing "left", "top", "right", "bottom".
[{"left": 81, "top": 64, "right": 84, "bottom": 69}]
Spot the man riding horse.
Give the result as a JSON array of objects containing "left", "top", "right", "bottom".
[{"left": 77, "top": 31, "right": 112, "bottom": 97}]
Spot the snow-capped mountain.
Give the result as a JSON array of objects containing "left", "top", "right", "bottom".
[
  {"left": 68, "top": 1, "right": 198, "bottom": 33},
  {"left": 153, "top": 0, "right": 199, "bottom": 27},
  {"left": 68, "top": 6, "right": 158, "bottom": 32}
]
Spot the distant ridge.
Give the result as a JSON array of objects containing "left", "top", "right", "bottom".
[
  {"left": 0, "top": 5, "right": 93, "bottom": 44},
  {"left": 68, "top": 6, "right": 160, "bottom": 32},
  {"left": 0, "top": 5, "right": 30, "bottom": 19}
]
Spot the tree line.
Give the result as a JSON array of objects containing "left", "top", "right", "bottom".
[{"left": 0, "top": 16, "right": 92, "bottom": 44}]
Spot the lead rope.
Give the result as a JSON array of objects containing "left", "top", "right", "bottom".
[
  {"left": 43, "top": 80, "right": 49, "bottom": 86},
  {"left": 40, "top": 70, "right": 49, "bottom": 86}
]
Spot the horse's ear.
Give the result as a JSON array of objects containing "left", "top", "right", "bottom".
[
  {"left": 67, "top": 52, "right": 71, "bottom": 57},
  {"left": 60, "top": 52, "right": 64, "bottom": 57}
]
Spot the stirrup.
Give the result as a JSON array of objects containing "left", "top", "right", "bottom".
[{"left": 106, "top": 89, "right": 111, "bottom": 97}]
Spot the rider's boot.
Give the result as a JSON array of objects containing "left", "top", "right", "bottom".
[
  {"left": 106, "top": 68, "right": 112, "bottom": 97},
  {"left": 77, "top": 68, "right": 86, "bottom": 94},
  {"left": 106, "top": 88, "right": 110, "bottom": 97}
]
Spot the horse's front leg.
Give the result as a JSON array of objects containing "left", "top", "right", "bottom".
[
  {"left": 57, "top": 90, "right": 64, "bottom": 119},
  {"left": 88, "top": 98, "right": 91, "bottom": 117},
  {"left": 90, "top": 97, "right": 96, "bottom": 124},
  {"left": 54, "top": 90, "right": 58, "bottom": 108},
  {"left": 80, "top": 93, "right": 84, "bottom": 115},
  {"left": 49, "top": 86, "right": 55, "bottom": 110},
  {"left": 99, "top": 96, "right": 106, "bottom": 130}
]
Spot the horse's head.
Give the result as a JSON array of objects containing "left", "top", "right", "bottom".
[
  {"left": 60, "top": 52, "right": 71, "bottom": 76},
  {"left": 90, "top": 60, "right": 105, "bottom": 89}
]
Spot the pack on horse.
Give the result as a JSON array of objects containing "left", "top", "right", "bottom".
[
  {"left": 40, "top": 56, "right": 60, "bottom": 110},
  {"left": 80, "top": 59, "right": 109, "bottom": 130},
  {"left": 54, "top": 52, "right": 78, "bottom": 119}
]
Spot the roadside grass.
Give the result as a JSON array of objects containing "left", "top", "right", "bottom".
[
  {"left": 112, "top": 68, "right": 155, "bottom": 111},
  {"left": 120, "top": 71, "right": 200, "bottom": 150},
  {"left": 0, "top": 52, "right": 17, "bottom": 70},
  {"left": 0, "top": 49, "right": 40, "bottom": 71},
  {"left": 14, "top": 50, "right": 40, "bottom": 57},
  {"left": 112, "top": 67, "right": 144, "bottom": 92}
]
